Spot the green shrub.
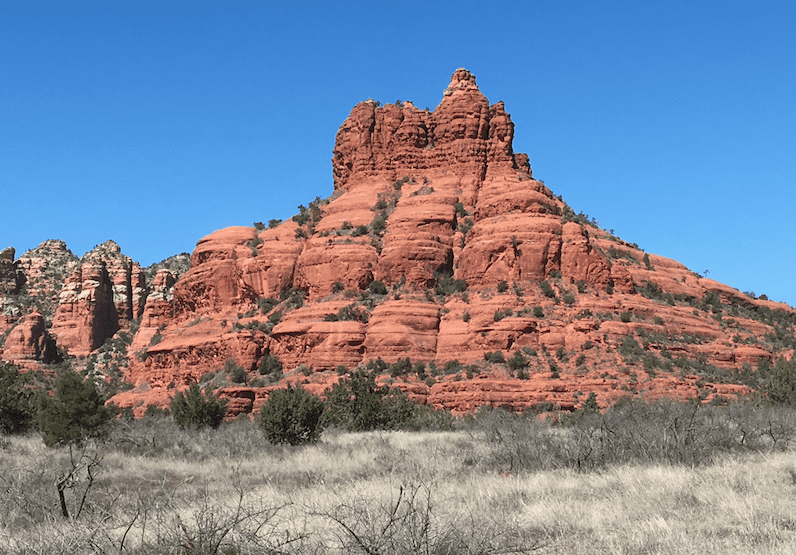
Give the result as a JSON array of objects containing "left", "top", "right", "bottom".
[
  {"left": 352, "top": 225, "right": 369, "bottom": 237},
  {"left": 434, "top": 272, "right": 467, "bottom": 296},
  {"left": 225, "top": 358, "right": 248, "bottom": 384},
  {"left": 170, "top": 383, "right": 227, "bottom": 430},
  {"left": 258, "top": 355, "right": 282, "bottom": 381},
  {"left": 620, "top": 311, "right": 632, "bottom": 323},
  {"left": 257, "top": 384, "right": 325, "bottom": 445},
  {"left": 507, "top": 350, "right": 528, "bottom": 372},
  {"left": 766, "top": 357, "right": 796, "bottom": 405},
  {"left": 389, "top": 357, "right": 412, "bottom": 377},
  {"left": 497, "top": 281, "right": 508, "bottom": 293},
  {"left": 444, "top": 360, "right": 463, "bottom": 374},
  {"left": 268, "top": 218, "right": 282, "bottom": 229},
  {"left": 332, "top": 281, "right": 345, "bottom": 293},
  {"left": 324, "top": 370, "right": 417, "bottom": 431},
  {"left": 562, "top": 292, "right": 576, "bottom": 305},
  {"left": 494, "top": 308, "right": 513, "bottom": 321},
  {"left": 366, "top": 357, "right": 389, "bottom": 373},
  {"left": 37, "top": 369, "right": 114, "bottom": 447},
  {"left": 533, "top": 306, "right": 544, "bottom": 318},
  {"left": 483, "top": 351, "right": 506, "bottom": 364},
  {"left": 0, "top": 362, "right": 36, "bottom": 435},
  {"left": 368, "top": 280, "right": 388, "bottom": 295},
  {"left": 540, "top": 280, "right": 556, "bottom": 298}
]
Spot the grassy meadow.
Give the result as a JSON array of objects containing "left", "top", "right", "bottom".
[{"left": 2, "top": 408, "right": 796, "bottom": 555}]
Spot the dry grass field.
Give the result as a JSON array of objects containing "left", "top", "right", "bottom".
[{"left": 2, "top": 410, "right": 796, "bottom": 555}]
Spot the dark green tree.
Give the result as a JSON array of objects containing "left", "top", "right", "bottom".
[
  {"left": 170, "top": 383, "right": 227, "bottom": 430},
  {"left": 37, "top": 369, "right": 114, "bottom": 447},
  {"left": 0, "top": 362, "right": 36, "bottom": 435},
  {"left": 324, "top": 370, "right": 417, "bottom": 431},
  {"left": 766, "top": 357, "right": 796, "bottom": 405},
  {"left": 257, "top": 384, "right": 325, "bottom": 445}
]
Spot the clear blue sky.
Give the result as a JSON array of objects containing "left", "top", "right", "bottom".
[{"left": 2, "top": 1, "right": 795, "bottom": 306}]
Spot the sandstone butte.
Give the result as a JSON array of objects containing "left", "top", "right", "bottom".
[{"left": 2, "top": 69, "right": 795, "bottom": 418}]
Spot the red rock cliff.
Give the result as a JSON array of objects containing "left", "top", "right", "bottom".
[{"left": 110, "top": 69, "right": 796, "bottom": 417}]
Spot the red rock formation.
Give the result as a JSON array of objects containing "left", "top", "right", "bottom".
[
  {"left": 49, "top": 241, "right": 142, "bottom": 357},
  {"left": 1, "top": 309, "right": 58, "bottom": 368},
  {"left": 0, "top": 247, "right": 20, "bottom": 294},
  {"left": 106, "top": 69, "right": 796, "bottom": 415},
  {"left": 0, "top": 70, "right": 785, "bottom": 416}
]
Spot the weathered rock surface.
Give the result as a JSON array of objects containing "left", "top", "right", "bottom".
[
  {"left": 1, "top": 309, "right": 59, "bottom": 368},
  {"left": 49, "top": 241, "right": 145, "bottom": 357},
  {"left": 1, "top": 70, "right": 794, "bottom": 418},
  {"left": 107, "top": 69, "right": 795, "bottom": 416}
]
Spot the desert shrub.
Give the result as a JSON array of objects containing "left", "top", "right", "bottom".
[
  {"left": 540, "top": 280, "right": 556, "bottom": 298},
  {"left": 324, "top": 370, "right": 418, "bottom": 431},
  {"left": 371, "top": 210, "right": 388, "bottom": 235},
  {"left": 562, "top": 292, "right": 576, "bottom": 305},
  {"left": 0, "top": 362, "right": 36, "bottom": 435},
  {"left": 507, "top": 350, "right": 528, "bottom": 372},
  {"left": 434, "top": 272, "right": 467, "bottom": 296},
  {"left": 483, "top": 351, "right": 505, "bottom": 364},
  {"left": 268, "top": 218, "right": 282, "bottom": 228},
  {"left": 389, "top": 357, "right": 412, "bottom": 377},
  {"left": 620, "top": 311, "right": 633, "bottom": 323},
  {"left": 225, "top": 358, "right": 248, "bottom": 384},
  {"left": 352, "top": 224, "right": 369, "bottom": 237},
  {"left": 37, "top": 369, "right": 114, "bottom": 447},
  {"left": 497, "top": 280, "right": 508, "bottom": 293},
  {"left": 766, "top": 357, "right": 796, "bottom": 405},
  {"left": 343, "top": 303, "right": 370, "bottom": 322},
  {"left": 533, "top": 306, "right": 544, "bottom": 318},
  {"left": 618, "top": 336, "right": 645, "bottom": 361},
  {"left": 368, "top": 280, "right": 388, "bottom": 295},
  {"left": 462, "top": 311, "right": 471, "bottom": 322},
  {"left": 257, "top": 384, "right": 325, "bottom": 445},
  {"left": 444, "top": 360, "right": 463, "bottom": 375},
  {"left": 170, "top": 383, "right": 227, "bottom": 430},
  {"left": 259, "top": 354, "right": 283, "bottom": 378},
  {"left": 494, "top": 308, "right": 513, "bottom": 321},
  {"left": 257, "top": 296, "right": 279, "bottom": 314},
  {"left": 229, "top": 366, "right": 248, "bottom": 384},
  {"left": 366, "top": 357, "right": 390, "bottom": 373}
]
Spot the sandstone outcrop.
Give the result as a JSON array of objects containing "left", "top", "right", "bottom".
[
  {"left": 1, "top": 309, "right": 59, "bottom": 368},
  {"left": 49, "top": 241, "right": 147, "bottom": 357},
  {"left": 1, "top": 70, "right": 794, "bottom": 418},
  {"left": 106, "top": 69, "right": 795, "bottom": 417}
]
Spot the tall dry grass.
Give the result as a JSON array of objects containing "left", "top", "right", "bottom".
[{"left": 1, "top": 411, "right": 796, "bottom": 554}]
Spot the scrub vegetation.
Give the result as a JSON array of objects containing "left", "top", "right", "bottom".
[{"left": 3, "top": 390, "right": 796, "bottom": 553}]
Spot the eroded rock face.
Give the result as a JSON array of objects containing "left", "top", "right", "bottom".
[
  {"left": 1, "top": 70, "right": 790, "bottom": 416},
  {"left": 49, "top": 241, "right": 144, "bottom": 357},
  {"left": 1, "top": 310, "right": 58, "bottom": 367},
  {"left": 0, "top": 247, "right": 21, "bottom": 295},
  {"left": 103, "top": 69, "right": 796, "bottom": 416}
]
